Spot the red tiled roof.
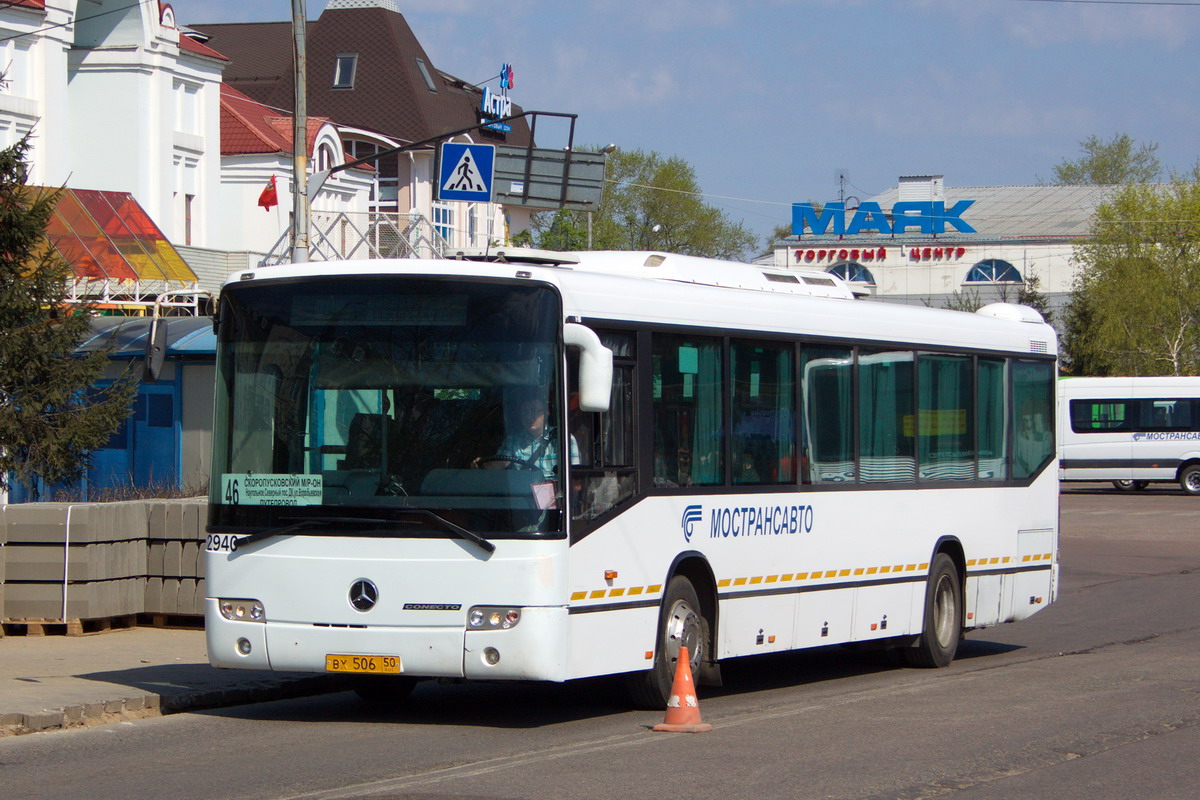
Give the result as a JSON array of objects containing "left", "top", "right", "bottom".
[
  {"left": 178, "top": 32, "right": 228, "bottom": 62},
  {"left": 3, "top": 1, "right": 46, "bottom": 11},
  {"left": 220, "top": 83, "right": 328, "bottom": 156},
  {"left": 219, "top": 84, "right": 369, "bottom": 172}
]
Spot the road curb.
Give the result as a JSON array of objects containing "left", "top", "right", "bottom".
[{"left": 0, "top": 675, "right": 345, "bottom": 737}]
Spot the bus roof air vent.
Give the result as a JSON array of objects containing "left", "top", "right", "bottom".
[
  {"left": 452, "top": 247, "right": 580, "bottom": 267},
  {"left": 644, "top": 254, "right": 667, "bottom": 267},
  {"left": 975, "top": 303, "right": 1045, "bottom": 324}
]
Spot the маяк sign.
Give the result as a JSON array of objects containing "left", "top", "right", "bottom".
[{"left": 792, "top": 200, "right": 976, "bottom": 236}]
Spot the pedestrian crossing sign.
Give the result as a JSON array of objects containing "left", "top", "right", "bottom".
[{"left": 437, "top": 142, "right": 496, "bottom": 202}]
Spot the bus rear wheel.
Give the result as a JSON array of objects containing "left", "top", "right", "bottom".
[
  {"left": 1180, "top": 465, "right": 1200, "bottom": 495},
  {"left": 1112, "top": 480, "right": 1149, "bottom": 491},
  {"left": 625, "top": 575, "right": 707, "bottom": 709},
  {"left": 904, "top": 553, "right": 962, "bottom": 668}
]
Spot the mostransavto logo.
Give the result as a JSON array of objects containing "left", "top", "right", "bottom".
[{"left": 681, "top": 505, "right": 703, "bottom": 543}]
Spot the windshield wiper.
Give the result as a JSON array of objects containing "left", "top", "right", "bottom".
[
  {"left": 232, "top": 513, "right": 494, "bottom": 555},
  {"left": 393, "top": 509, "right": 496, "bottom": 554},
  {"left": 233, "top": 516, "right": 394, "bottom": 550}
]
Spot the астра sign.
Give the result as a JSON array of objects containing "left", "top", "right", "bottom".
[{"left": 792, "top": 200, "right": 976, "bottom": 236}]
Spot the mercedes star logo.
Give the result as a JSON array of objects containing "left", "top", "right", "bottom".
[{"left": 349, "top": 579, "right": 379, "bottom": 612}]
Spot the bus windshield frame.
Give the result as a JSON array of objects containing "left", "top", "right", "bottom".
[{"left": 209, "top": 275, "right": 570, "bottom": 539}]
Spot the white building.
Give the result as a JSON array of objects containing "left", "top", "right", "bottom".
[
  {"left": 0, "top": 1, "right": 388, "bottom": 298},
  {"left": 772, "top": 176, "right": 1114, "bottom": 319}
]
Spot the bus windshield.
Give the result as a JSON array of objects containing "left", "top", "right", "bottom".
[{"left": 209, "top": 276, "right": 567, "bottom": 537}]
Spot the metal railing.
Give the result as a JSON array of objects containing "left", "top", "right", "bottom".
[{"left": 260, "top": 211, "right": 452, "bottom": 266}]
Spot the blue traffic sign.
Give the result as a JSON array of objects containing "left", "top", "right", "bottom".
[{"left": 438, "top": 143, "right": 495, "bottom": 202}]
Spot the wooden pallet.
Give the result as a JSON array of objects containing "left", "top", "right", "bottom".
[
  {"left": 137, "top": 613, "right": 204, "bottom": 630},
  {"left": 0, "top": 614, "right": 138, "bottom": 636}
]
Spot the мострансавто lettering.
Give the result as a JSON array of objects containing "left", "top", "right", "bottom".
[{"left": 710, "top": 505, "right": 814, "bottom": 538}]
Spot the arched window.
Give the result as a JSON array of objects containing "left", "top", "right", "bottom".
[
  {"left": 317, "top": 142, "right": 336, "bottom": 172},
  {"left": 966, "top": 259, "right": 1021, "bottom": 283},
  {"left": 828, "top": 262, "right": 876, "bottom": 284}
]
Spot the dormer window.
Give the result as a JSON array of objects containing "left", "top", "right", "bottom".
[
  {"left": 415, "top": 58, "right": 438, "bottom": 93},
  {"left": 333, "top": 54, "right": 358, "bottom": 89}
]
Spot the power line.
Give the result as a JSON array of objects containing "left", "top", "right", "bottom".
[{"left": 1007, "top": 0, "right": 1200, "bottom": 5}]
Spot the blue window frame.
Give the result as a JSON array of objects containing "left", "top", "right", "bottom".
[
  {"left": 828, "top": 262, "right": 875, "bottom": 284},
  {"left": 966, "top": 259, "right": 1021, "bottom": 283}
]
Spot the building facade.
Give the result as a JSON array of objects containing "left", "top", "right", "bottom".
[
  {"left": 191, "top": 0, "right": 535, "bottom": 259},
  {"left": 772, "top": 176, "right": 1113, "bottom": 322},
  {"left": 1, "top": 0, "right": 532, "bottom": 297}
]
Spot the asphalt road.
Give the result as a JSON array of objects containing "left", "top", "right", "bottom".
[{"left": 2, "top": 484, "right": 1198, "bottom": 800}]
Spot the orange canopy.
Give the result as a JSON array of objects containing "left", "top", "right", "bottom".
[{"left": 42, "top": 188, "right": 197, "bottom": 284}]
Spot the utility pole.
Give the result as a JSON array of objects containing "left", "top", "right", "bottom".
[{"left": 290, "top": 0, "right": 309, "bottom": 263}]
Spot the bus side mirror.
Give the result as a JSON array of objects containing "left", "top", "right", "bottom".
[
  {"left": 564, "top": 323, "right": 613, "bottom": 413},
  {"left": 143, "top": 315, "right": 168, "bottom": 383}
]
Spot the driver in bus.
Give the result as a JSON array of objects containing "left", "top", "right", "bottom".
[{"left": 477, "top": 395, "right": 580, "bottom": 477}]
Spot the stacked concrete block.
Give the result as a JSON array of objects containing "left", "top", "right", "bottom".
[
  {"left": 0, "top": 502, "right": 148, "bottom": 622},
  {"left": 1, "top": 507, "right": 6, "bottom": 622},
  {"left": 144, "top": 498, "right": 206, "bottom": 617}
]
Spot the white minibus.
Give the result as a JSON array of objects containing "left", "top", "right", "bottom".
[{"left": 1058, "top": 376, "right": 1200, "bottom": 494}]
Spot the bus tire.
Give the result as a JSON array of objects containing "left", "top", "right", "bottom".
[
  {"left": 1112, "top": 480, "right": 1148, "bottom": 491},
  {"left": 1180, "top": 465, "right": 1200, "bottom": 495},
  {"left": 904, "top": 553, "right": 962, "bottom": 669},
  {"left": 349, "top": 675, "right": 418, "bottom": 709},
  {"left": 625, "top": 575, "right": 707, "bottom": 709}
]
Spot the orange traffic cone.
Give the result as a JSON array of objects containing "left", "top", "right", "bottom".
[{"left": 651, "top": 646, "right": 714, "bottom": 733}]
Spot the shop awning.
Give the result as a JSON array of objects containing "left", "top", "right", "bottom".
[{"left": 41, "top": 188, "right": 197, "bottom": 286}]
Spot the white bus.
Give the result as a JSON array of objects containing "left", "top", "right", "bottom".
[
  {"left": 204, "top": 249, "right": 1059, "bottom": 708},
  {"left": 1058, "top": 376, "right": 1200, "bottom": 494}
]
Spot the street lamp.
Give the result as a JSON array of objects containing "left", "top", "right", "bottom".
[{"left": 588, "top": 144, "right": 617, "bottom": 249}]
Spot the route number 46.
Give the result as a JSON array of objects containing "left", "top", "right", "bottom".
[{"left": 225, "top": 477, "right": 240, "bottom": 505}]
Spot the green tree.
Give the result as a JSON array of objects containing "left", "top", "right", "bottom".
[
  {"left": 0, "top": 134, "right": 135, "bottom": 494},
  {"left": 764, "top": 222, "right": 793, "bottom": 255},
  {"left": 521, "top": 148, "right": 756, "bottom": 260},
  {"left": 1017, "top": 274, "right": 1053, "bottom": 326},
  {"left": 1064, "top": 172, "right": 1200, "bottom": 376},
  {"left": 1051, "top": 133, "right": 1161, "bottom": 186}
]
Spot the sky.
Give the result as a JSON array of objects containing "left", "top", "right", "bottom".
[{"left": 180, "top": 0, "right": 1200, "bottom": 249}]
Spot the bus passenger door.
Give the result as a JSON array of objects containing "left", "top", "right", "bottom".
[{"left": 568, "top": 331, "right": 638, "bottom": 532}]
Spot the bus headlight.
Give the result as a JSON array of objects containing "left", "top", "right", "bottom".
[
  {"left": 467, "top": 606, "right": 521, "bottom": 630},
  {"left": 219, "top": 598, "right": 266, "bottom": 622}
]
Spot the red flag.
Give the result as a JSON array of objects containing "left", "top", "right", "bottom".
[{"left": 257, "top": 175, "right": 278, "bottom": 211}]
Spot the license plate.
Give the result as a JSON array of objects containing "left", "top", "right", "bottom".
[{"left": 325, "top": 654, "right": 401, "bottom": 674}]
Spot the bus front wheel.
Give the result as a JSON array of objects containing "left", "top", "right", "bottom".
[
  {"left": 1180, "top": 465, "right": 1200, "bottom": 495},
  {"left": 904, "top": 554, "right": 962, "bottom": 668},
  {"left": 625, "top": 575, "right": 707, "bottom": 709}
]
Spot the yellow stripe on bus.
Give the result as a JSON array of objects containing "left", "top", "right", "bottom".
[{"left": 569, "top": 553, "right": 1051, "bottom": 605}]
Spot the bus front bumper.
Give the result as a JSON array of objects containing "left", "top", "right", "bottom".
[{"left": 205, "top": 600, "right": 567, "bottom": 682}]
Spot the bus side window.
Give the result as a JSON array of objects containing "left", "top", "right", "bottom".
[
  {"left": 731, "top": 339, "right": 795, "bottom": 485},
  {"left": 652, "top": 334, "right": 723, "bottom": 487},
  {"left": 801, "top": 345, "right": 855, "bottom": 485},
  {"left": 571, "top": 332, "right": 637, "bottom": 523},
  {"left": 1012, "top": 360, "right": 1055, "bottom": 480}
]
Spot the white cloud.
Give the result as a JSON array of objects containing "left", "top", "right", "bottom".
[
  {"left": 917, "top": 0, "right": 1194, "bottom": 50},
  {"left": 540, "top": 42, "right": 679, "bottom": 112},
  {"left": 585, "top": 0, "right": 738, "bottom": 32},
  {"left": 1004, "top": 5, "right": 1189, "bottom": 50}
]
